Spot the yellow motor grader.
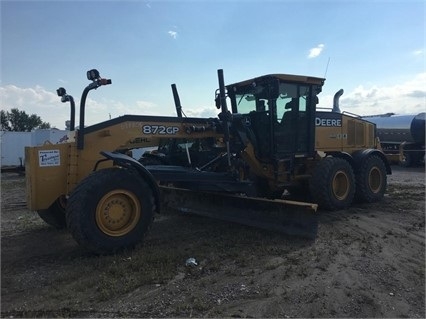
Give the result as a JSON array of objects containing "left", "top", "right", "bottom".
[{"left": 25, "top": 69, "right": 391, "bottom": 254}]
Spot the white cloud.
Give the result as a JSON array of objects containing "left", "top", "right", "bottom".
[
  {"left": 308, "top": 44, "right": 325, "bottom": 59},
  {"left": 0, "top": 85, "right": 168, "bottom": 129},
  {"left": 135, "top": 100, "right": 157, "bottom": 110},
  {"left": 168, "top": 31, "right": 178, "bottom": 39},
  {"left": 2, "top": 73, "right": 424, "bottom": 130},
  {"left": 319, "top": 73, "right": 426, "bottom": 116},
  {"left": 412, "top": 49, "right": 424, "bottom": 56},
  {"left": 183, "top": 107, "right": 218, "bottom": 118},
  {"left": 0, "top": 85, "right": 69, "bottom": 129},
  {"left": 83, "top": 99, "right": 166, "bottom": 125},
  {"left": 1, "top": 85, "right": 57, "bottom": 105}
]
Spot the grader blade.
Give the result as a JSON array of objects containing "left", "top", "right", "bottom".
[{"left": 160, "top": 186, "right": 318, "bottom": 239}]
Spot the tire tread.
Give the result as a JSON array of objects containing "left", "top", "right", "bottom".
[{"left": 66, "top": 168, "right": 155, "bottom": 254}]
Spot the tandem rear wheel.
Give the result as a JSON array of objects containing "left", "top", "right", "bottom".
[
  {"left": 355, "top": 155, "right": 387, "bottom": 203},
  {"left": 309, "top": 157, "right": 355, "bottom": 210},
  {"left": 66, "top": 167, "right": 156, "bottom": 254}
]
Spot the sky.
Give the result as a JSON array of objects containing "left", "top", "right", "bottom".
[{"left": 1, "top": 0, "right": 425, "bottom": 129}]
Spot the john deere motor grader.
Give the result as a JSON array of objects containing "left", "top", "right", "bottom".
[{"left": 25, "top": 69, "right": 391, "bottom": 254}]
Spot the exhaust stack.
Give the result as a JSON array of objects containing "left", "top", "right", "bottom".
[{"left": 332, "top": 89, "right": 344, "bottom": 113}]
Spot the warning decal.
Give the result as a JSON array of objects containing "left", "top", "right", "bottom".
[{"left": 38, "top": 150, "right": 60, "bottom": 167}]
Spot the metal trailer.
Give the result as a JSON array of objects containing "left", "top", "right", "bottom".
[{"left": 364, "top": 113, "right": 425, "bottom": 167}]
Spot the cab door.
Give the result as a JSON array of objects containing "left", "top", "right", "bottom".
[{"left": 273, "top": 84, "right": 314, "bottom": 158}]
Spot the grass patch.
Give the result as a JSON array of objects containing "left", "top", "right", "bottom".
[
  {"left": 43, "top": 217, "right": 308, "bottom": 305},
  {"left": 48, "top": 244, "right": 185, "bottom": 302}
]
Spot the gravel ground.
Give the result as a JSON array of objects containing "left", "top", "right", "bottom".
[{"left": 1, "top": 165, "right": 424, "bottom": 318}]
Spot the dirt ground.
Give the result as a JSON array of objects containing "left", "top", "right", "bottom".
[{"left": 1, "top": 166, "right": 425, "bottom": 318}]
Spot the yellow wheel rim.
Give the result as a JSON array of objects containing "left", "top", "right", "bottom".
[
  {"left": 368, "top": 167, "right": 382, "bottom": 193},
  {"left": 332, "top": 170, "right": 350, "bottom": 200},
  {"left": 95, "top": 190, "right": 141, "bottom": 237}
]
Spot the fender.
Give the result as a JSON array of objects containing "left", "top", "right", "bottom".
[
  {"left": 99, "top": 151, "right": 162, "bottom": 212},
  {"left": 325, "top": 151, "right": 355, "bottom": 168},
  {"left": 351, "top": 149, "right": 392, "bottom": 174}
]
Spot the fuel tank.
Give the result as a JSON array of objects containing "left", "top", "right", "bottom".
[{"left": 365, "top": 113, "right": 425, "bottom": 144}]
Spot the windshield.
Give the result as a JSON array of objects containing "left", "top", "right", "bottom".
[
  {"left": 235, "top": 93, "right": 260, "bottom": 114},
  {"left": 232, "top": 82, "right": 271, "bottom": 114}
]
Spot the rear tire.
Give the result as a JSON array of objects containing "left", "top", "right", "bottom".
[
  {"left": 309, "top": 157, "right": 355, "bottom": 210},
  {"left": 66, "top": 168, "right": 155, "bottom": 254},
  {"left": 37, "top": 196, "right": 67, "bottom": 229},
  {"left": 355, "top": 155, "right": 387, "bottom": 203}
]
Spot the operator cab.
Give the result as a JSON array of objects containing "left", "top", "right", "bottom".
[{"left": 226, "top": 74, "right": 324, "bottom": 161}]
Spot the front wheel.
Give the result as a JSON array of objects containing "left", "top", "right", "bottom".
[
  {"left": 309, "top": 157, "right": 355, "bottom": 210},
  {"left": 66, "top": 168, "right": 155, "bottom": 254},
  {"left": 355, "top": 155, "right": 387, "bottom": 203}
]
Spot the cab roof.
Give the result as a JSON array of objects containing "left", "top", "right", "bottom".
[{"left": 226, "top": 74, "right": 325, "bottom": 87}]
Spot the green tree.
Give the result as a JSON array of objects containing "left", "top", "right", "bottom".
[
  {"left": 0, "top": 110, "right": 11, "bottom": 131},
  {"left": 0, "top": 108, "right": 50, "bottom": 131}
]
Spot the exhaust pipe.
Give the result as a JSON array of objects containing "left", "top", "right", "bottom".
[{"left": 332, "top": 89, "right": 344, "bottom": 113}]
